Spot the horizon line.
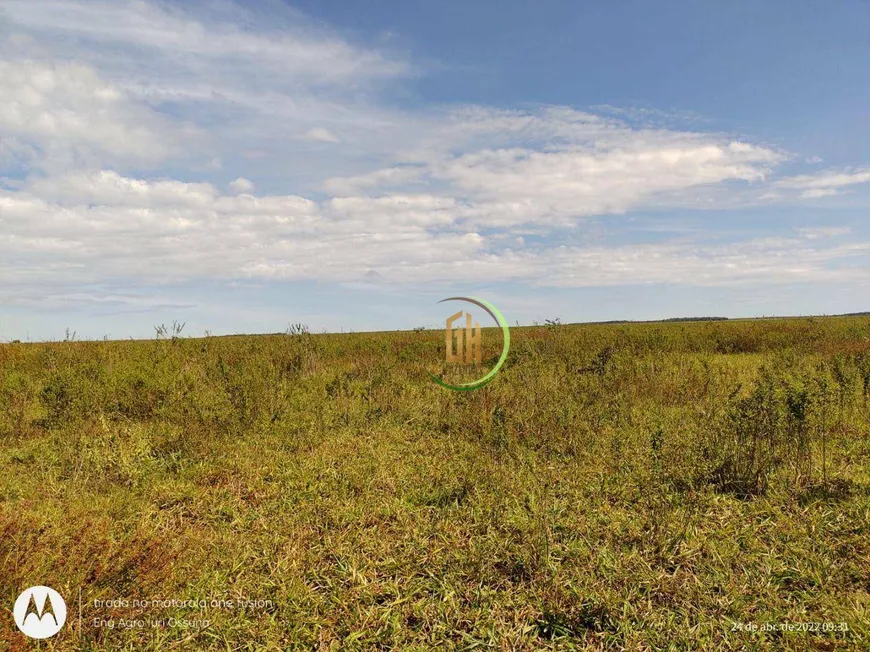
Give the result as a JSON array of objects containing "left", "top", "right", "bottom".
[{"left": 3, "top": 310, "right": 869, "bottom": 345}]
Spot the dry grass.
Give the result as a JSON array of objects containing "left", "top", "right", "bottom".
[{"left": 1, "top": 317, "right": 869, "bottom": 649}]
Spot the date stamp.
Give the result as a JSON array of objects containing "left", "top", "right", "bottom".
[{"left": 731, "top": 622, "right": 849, "bottom": 633}]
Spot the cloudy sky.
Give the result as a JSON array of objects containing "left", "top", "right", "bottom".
[{"left": 1, "top": 0, "right": 869, "bottom": 340}]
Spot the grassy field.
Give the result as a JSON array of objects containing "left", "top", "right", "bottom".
[{"left": 1, "top": 317, "right": 869, "bottom": 650}]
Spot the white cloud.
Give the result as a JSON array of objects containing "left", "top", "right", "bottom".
[
  {"left": 229, "top": 177, "right": 255, "bottom": 194},
  {"left": 797, "top": 227, "right": 851, "bottom": 239},
  {"left": 321, "top": 112, "right": 788, "bottom": 227},
  {"left": 302, "top": 128, "right": 341, "bottom": 143},
  {"left": 25, "top": 170, "right": 218, "bottom": 208},
  {"left": 0, "top": 59, "right": 201, "bottom": 171},
  {"left": 322, "top": 166, "right": 424, "bottom": 195},
  {"left": 0, "top": 1, "right": 410, "bottom": 86},
  {"left": 2, "top": 170, "right": 869, "bottom": 311},
  {"left": 0, "top": 0, "right": 412, "bottom": 184},
  {"left": 433, "top": 139, "right": 784, "bottom": 226},
  {"left": 774, "top": 168, "right": 870, "bottom": 199},
  {"left": 1, "top": 0, "right": 869, "bottom": 323},
  {"left": 801, "top": 188, "right": 839, "bottom": 199}
]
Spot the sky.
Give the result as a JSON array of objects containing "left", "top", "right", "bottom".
[{"left": 1, "top": 0, "right": 869, "bottom": 341}]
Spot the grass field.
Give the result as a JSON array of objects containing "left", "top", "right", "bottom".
[{"left": 1, "top": 316, "right": 869, "bottom": 650}]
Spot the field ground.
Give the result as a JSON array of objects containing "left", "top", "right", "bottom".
[{"left": 1, "top": 317, "right": 869, "bottom": 650}]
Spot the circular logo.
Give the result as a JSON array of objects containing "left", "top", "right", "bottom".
[
  {"left": 428, "top": 296, "right": 511, "bottom": 391},
  {"left": 14, "top": 586, "right": 67, "bottom": 639}
]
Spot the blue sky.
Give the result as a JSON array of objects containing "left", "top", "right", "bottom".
[{"left": 1, "top": 0, "right": 869, "bottom": 341}]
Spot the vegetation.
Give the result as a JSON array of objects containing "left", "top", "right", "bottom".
[{"left": 1, "top": 316, "right": 868, "bottom": 650}]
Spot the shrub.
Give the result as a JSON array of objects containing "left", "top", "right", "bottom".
[{"left": 703, "top": 365, "right": 824, "bottom": 496}]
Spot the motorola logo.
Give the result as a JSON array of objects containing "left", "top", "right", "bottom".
[{"left": 13, "top": 586, "right": 67, "bottom": 639}]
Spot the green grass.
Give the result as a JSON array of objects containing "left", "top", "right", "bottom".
[{"left": 1, "top": 317, "right": 869, "bottom": 650}]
